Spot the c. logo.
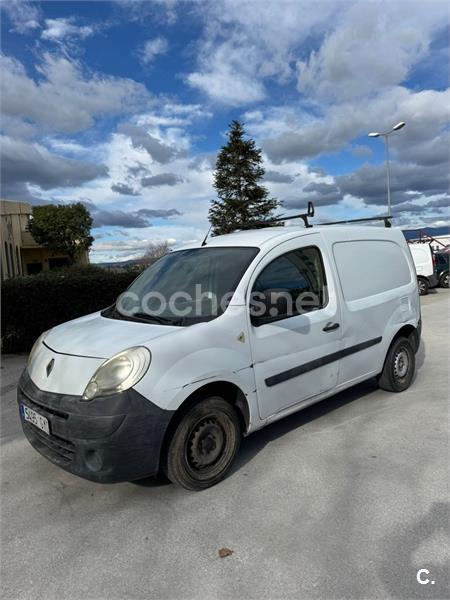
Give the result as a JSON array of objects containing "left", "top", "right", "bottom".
[{"left": 417, "top": 569, "right": 434, "bottom": 585}]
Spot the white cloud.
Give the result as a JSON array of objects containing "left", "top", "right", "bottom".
[
  {"left": 187, "top": 34, "right": 266, "bottom": 104},
  {"left": 39, "top": 120, "right": 218, "bottom": 258},
  {"left": 139, "top": 36, "right": 168, "bottom": 64},
  {"left": 336, "top": 161, "right": 449, "bottom": 206},
  {"left": 91, "top": 234, "right": 179, "bottom": 263},
  {"left": 260, "top": 87, "right": 450, "bottom": 164},
  {"left": 117, "top": 123, "right": 180, "bottom": 163},
  {"left": 1, "top": 53, "right": 151, "bottom": 135},
  {"left": 41, "top": 17, "right": 95, "bottom": 42},
  {"left": 164, "top": 103, "right": 208, "bottom": 117},
  {"left": 132, "top": 103, "right": 212, "bottom": 128},
  {"left": 297, "top": 2, "right": 447, "bottom": 101},
  {"left": 2, "top": 0, "right": 448, "bottom": 258},
  {"left": 188, "top": 68, "right": 265, "bottom": 105},
  {"left": 141, "top": 173, "right": 183, "bottom": 187},
  {"left": 115, "top": 0, "right": 179, "bottom": 26},
  {"left": 186, "top": 0, "right": 447, "bottom": 109},
  {"left": 1, "top": 0, "right": 41, "bottom": 34},
  {"left": 93, "top": 238, "right": 154, "bottom": 253},
  {"left": 0, "top": 135, "right": 108, "bottom": 196},
  {"left": 45, "top": 138, "right": 90, "bottom": 157},
  {"left": 16, "top": 80, "right": 446, "bottom": 256},
  {"left": 186, "top": 1, "right": 340, "bottom": 104},
  {"left": 244, "top": 106, "right": 313, "bottom": 140}
]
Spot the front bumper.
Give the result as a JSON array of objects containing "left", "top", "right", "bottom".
[{"left": 17, "top": 370, "right": 174, "bottom": 483}]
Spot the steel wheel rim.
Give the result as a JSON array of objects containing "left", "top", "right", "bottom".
[
  {"left": 393, "top": 347, "right": 409, "bottom": 380},
  {"left": 418, "top": 281, "right": 426, "bottom": 294},
  {"left": 187, "top": 416, "right": 227, "bottom": 471},
  {"left": 443, "top": 273, "right": 449, "bottom": 287}
]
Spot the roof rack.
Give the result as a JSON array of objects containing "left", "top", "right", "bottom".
[
  {"left": 317, "top": 215, "right": 392, "bottom": 228},
  {"left": 235, "top": 202, "right": 393, "bottom": 232},
  {"left": 257, "top": 201, "right": 315, "bottom": 229}
]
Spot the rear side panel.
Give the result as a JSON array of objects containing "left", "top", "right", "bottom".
[{"left": 321, "top": 227, "right": 419, "bottom": 386}]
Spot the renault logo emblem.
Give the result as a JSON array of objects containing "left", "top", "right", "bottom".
[{"left": 46, "top": 359, "right": 55, "bottom": 377}]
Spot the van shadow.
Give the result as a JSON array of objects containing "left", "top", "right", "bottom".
[
  {"left": 236, "top": 336, "right": 427, "bottom": 476},
  {"left": 132, "top": 476, "right": 171, "bottom": 488},
  {"left": 415, "top": 339, "right": 426, "bottom": 373},
  {"left": 133, "top": 379, "right": 380, "bottom": 488},
  {"left": 231, "top": 377, "right": 380, "bottom": 475}
]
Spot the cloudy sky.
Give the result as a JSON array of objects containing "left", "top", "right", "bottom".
[{"left": 1, "top": 0, "right": 449, "bottom": 262}]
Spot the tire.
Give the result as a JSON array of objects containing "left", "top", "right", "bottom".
[
  {"left": 439, "top": 272, "right": 449, "bottom": 288},
  {"left": 417, "top": 277, "right": 429, "bottom": 296},
  {"left": 164, "top": 397, "right": 241, "bottom": 491},
  {"left": 378, "top": 336, "right": 415, "bottom": 393}
]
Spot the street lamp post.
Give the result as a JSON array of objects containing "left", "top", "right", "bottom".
[{"left": 368, "top": 121, "right": 406, "bottom": 218}]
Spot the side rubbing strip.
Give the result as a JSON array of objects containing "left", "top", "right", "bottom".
[{"left": 265, "top": 337, "right": 382, "bottom": 387}]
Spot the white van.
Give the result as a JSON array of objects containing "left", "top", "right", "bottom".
[
  {"left": 18, "top": 224, "right": 421, "bottom": 490},
  {"left": 408, "top": 243, "right": 438, "bottom": 295}
]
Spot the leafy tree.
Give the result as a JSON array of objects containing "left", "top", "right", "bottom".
[
  {"left": 209, "top": 120, "right": 281, "bottom": 235},
  {"left": 29, "top": 203, "right": 94, "bottom": 264}
]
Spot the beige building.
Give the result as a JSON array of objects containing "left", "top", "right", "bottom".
[{"left": 1, "top": 199, "right": 89, "bottom": 280}]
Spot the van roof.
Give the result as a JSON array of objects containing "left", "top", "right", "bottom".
[{"left": 178, "top": 225, "right": 402, "bottom": 250}]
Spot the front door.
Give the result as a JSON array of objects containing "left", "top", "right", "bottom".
[{"left": 248, "top": 235, "right": 342, "bottom": 420}]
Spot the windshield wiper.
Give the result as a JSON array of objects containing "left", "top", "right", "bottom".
[
  {"left": 104, "top": 304, "right": 188, "bottom": 326},
  {"left": 131, "top": 312, "right": 180, "bottom": 325}
]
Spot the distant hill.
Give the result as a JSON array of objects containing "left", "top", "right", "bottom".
[{"left": 95, "top": 258, "right": 144, "bottom": 270}]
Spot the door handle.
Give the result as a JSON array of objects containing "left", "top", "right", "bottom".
[{"left": 323, "top": 322, "right": 340, "bottom": 332}]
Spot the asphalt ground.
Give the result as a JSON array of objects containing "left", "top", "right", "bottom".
[{"left": 1, "top": 289, "right": 449, "bottom": 599}]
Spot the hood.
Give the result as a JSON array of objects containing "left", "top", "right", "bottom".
[{"left": 44, "top": 311, "right": 180, "bottom": 359}]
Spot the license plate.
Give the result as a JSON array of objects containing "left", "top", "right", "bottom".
[{"left": 21, "top": 404, "right": 50, "bottom": 435}]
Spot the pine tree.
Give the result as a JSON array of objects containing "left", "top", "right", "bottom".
[{"left": 209, "top": 120, "right": 281, "bottom": 235}]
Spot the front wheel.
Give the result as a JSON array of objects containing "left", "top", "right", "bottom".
[
  {"left": 440, "top": 272, "right": 449, "bottom": 288},
  {"left": 417, "top": 277, "right": 429, "bottom": 296},
  {"left": 164, "top": 397, "right": 241, "bottom": 491},
  {"left": 378, "top": 336, "right": 415, "bottom": 392}
]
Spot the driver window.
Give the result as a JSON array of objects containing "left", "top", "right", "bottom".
[{"left": 251, "top": 246, "right": 328, "bottom": 322}]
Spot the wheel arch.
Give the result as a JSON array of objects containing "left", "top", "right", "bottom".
[
  {"left": 389, "top": 323, "right": 420, "bottom": 353},
  {"left": 158, "top": 380, "right": 250, "bottom": 473}
]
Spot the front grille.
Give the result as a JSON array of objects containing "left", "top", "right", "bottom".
[
  {"left": 23, "top": 421, "right": 75, "bottom": 465},
  {"left": 19, "top": 387, "right": 75, "bottom": 465},
  {"left": 19, "top": 388, "right": 68, "bottom": 419}
]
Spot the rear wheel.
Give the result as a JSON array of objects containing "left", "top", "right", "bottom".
[
  {"left": 378, "top": 336, "right": 415, "bottom": 392},
  {"left": 164, "top": 397, "right": 241, "bottom": 491},
  {"left": 417, "top": 277, "right": 429, "bottom": 296},
  {"left": 439, "top": 272, "right": 449, "bottom": 288}
]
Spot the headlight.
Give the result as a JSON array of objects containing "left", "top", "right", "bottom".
[
  {"left": 82, "top": 346, "right": 151, "bottom": 401},
  {"left": 28, "top": 330, "right": 49, "bottom": 366}
]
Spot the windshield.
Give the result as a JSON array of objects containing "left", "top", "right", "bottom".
[{"left": 109, "top": 246, "right": 259, "bottom": 326}]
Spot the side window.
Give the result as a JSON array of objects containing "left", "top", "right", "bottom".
[{"left": 251, "top": 246, "right": 328, "bottom": 323}]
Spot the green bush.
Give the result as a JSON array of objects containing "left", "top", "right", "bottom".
[{"left": 1, "top": 266, "right": 139, "bottom": 353}]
